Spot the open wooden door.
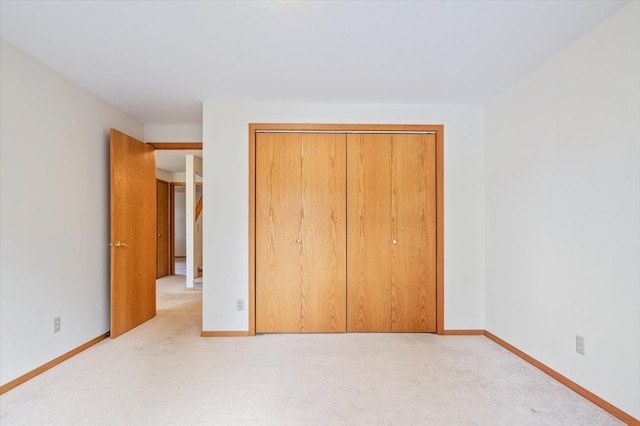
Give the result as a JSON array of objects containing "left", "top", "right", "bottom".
[
  {"left": 156, "top": 179, "right": 170, "bottom": 278},
  {"left": 110, "top": 129, "right": 156, "bottom": 338}
]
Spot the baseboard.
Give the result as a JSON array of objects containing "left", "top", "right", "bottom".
[
  {"left": 484, "top": 330, "right": 638, "bottom": 425},
  {"left": 201, "top": 330, "right": 253, "bottom": 337},
  {"left": 442, "top": 329, "right": 485, "bottom": 335},
  {"left": 203, "top": 330, "right": 487, "bottom": 337},
  {"left": 0, "top": 333, "right": 108, "bottom": 395}
]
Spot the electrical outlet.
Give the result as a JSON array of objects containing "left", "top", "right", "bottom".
[
  {"left": 236, "top": 299, "right": 245, "bottom": 311},
  {"left": 53, "top": 317, "right": 61, "bottom": 333},
  {"left": 576, "top": 335, "right": 585, "bottom": 355}
]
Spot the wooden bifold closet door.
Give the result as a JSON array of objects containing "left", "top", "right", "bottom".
[
  {"left": 347, "top": 133, "right": 437, "bottom": 332},
  {"left": 254, "top": 130, "right": 437, "bottom": 334},
  {"left": 256, "top": 133, "right": 347, "bottom": 333}
]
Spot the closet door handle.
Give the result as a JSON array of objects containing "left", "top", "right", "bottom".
[
  {"left": 296, "top": 239, "right": 301, "bottom": 245},
  {"left": 392, "top": 240, "right": 398, "bottom": 245}
]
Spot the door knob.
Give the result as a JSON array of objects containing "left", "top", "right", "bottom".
[
  {"left": 392, "top": 240, "right": 398, "bottom": 245},
  {"left": 109, "top": 241, "right": 128, "bottom": 247},
  {"left": 296, "top": 239, "right": 301, "bottom": 245}
]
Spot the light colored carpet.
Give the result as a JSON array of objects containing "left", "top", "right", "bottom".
[
  {"left": 0, "top": 277, "right": 622, "bottom": 426},
  {"left": 156, "top": 274, "right": 201, "bottom": 309}
]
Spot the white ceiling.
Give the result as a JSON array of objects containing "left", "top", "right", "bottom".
[{"left": 0, "top": 0, "right": 628, "bottom": 125}]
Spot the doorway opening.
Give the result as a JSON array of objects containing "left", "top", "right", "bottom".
[
  {"left": 170, "top": 183, "right": 203, "bottom": 283},
  {"left": 110, "top": 132, "right": 204, "bottom": 338},
  {"left": 153, "top": 146, "right": 203, "bottom": 328}
]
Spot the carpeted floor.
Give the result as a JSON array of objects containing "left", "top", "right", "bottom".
[{"left": 0, "top": 276, "right": 623, "bottom": 426}]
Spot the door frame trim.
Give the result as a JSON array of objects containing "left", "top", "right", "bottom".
[
  {"left": 147, "top": 142, "right": 203, "bottom": 150},
  {"left": 249, "top": 123, "right": 444, "bottom": 335}
]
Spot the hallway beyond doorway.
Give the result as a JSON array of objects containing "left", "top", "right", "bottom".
[{"left": 174, "top": 258, "right": 186, "bottom": 275}]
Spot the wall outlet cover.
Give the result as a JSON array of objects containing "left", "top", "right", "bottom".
[{"left": 576, "top": 335, "right": 585, "bottom": 355}]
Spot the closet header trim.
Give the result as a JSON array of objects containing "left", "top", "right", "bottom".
[{"left": 256, "top": 130, "right": 437, "bottom": 135}]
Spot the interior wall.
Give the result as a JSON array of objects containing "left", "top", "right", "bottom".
[
  {"left": 0, "top": 39, "right": 144, "bottom": 386},
  {"left": 485, "top": 2, "right": 640, "bottom": 418},
  {"left": 156, "top": 168, "right": 173, "bottom": 182},
  {"left": 202, "top": 102, "right": 485, "bottom": 332},
  {"left": 144, "top": 124, "right": 202, "bottom": 142},
  {"left": 174, "top": 173, "right": 203, "bottom": 182},
  {"left": 174, "top": 187, "right": 187, "bottom": 258}
]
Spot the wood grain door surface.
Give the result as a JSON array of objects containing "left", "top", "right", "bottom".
[
  {"left": 346, "top": 134, "right": 393, "bottom": 332},
  {"left": 256, "top": 133, "right": 346, "bottom": 332},
  {"left": 156, "top": 180, "right": 170, "bottom": 278},
  {"left": 390, "top": 134, "right": 437, "bottom": 332},
  {"left": 347, "top": 133, "right": 437, "bottom": 332},
  {"left": 255, "top": 131, "right": 436, "bottom": 333},
  {"left": 110, "top": 129, "right": 156, "bottom": 338}
]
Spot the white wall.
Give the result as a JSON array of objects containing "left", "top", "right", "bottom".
[
  {"left": 156, "top": 168, "right": 173, "bottom": 182},
  {"left": 174, "top": 187, "right": 187, "bottom": 257},
  {"left": 173, "top": 173, "right": 203, "bottom": 183},
  {"left": 155, "top": 170, "right": 203, "bottom": 183},
  {"left": 202, "top": 102, "right": 485, "bottom": 332},
  {"left": 144, "top": 124, "right": 202, "bottom": 142},
  {"left": 0, "top": 39, "right": 144, "bottom": 386},
  {"left": 485, "top": 3, "right": 640, "bottom": 418}
]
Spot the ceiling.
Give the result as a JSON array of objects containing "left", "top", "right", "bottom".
[{"left": 0, "top": 0, "right": 628, "bottom": 125}]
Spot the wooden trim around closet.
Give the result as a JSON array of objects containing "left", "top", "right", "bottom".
[
  {"left": 249, "top": 123, "right": 445, "bottom": 336},
  {"left": 249, "top": 127, "right": 257, "bottom": 336},
  {"left": 435, "top": 127, "right": 444, "bottom": 335}
]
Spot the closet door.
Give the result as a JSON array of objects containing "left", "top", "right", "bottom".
[
  {"left": 347, "top": 133, "right": 437, "bottom": 332},
  {"left": 347, "top": 134, "right": 393, "bottom": 331},
  {"left": 391, "top": 134, "right": 437, "bottom": 332},
  {"left": 256, "top": 133, "right": 346, "bottom": 333}
]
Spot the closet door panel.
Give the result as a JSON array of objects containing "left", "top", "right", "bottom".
[
  {"left": 256, "top": 133, "right": 347, "bottom": 333},
  {"left": 256, "top": 133, "right": 304, "bottom": 332},
  {"left": 391, "top": 134, "right": 437, "bottom": 332},
  {"left": 347, "top": 134, "right": 392, "bottom": 332},
  {"left": 300, "top": 134, "right": 347, "bottom": 332}
]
